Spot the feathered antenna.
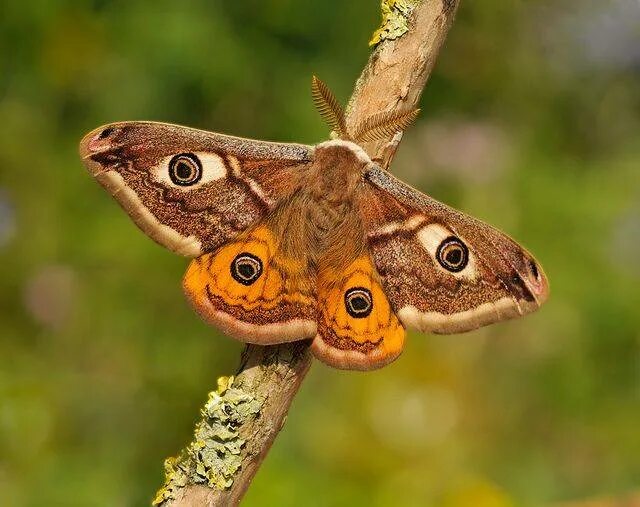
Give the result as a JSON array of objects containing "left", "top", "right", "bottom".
[
  {"left": 352, "top": 108, "right": 420, "bottom": 143},
  {"left": 311, "top": 75, "right": 348, "bottom": 138}
]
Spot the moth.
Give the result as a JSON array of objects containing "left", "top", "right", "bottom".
[{"left": 80, "top": 77, "right": 548, "bottom": 370}]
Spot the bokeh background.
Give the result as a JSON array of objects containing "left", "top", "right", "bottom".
[{"left": 1, "top": 1, "right": 639, "bottom": 505}]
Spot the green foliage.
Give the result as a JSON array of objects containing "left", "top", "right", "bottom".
[{"left": 0, "top": 1, "right": 639, "bottom": 506}]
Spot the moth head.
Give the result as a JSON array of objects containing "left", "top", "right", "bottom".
[{"left": 311, "top": 75, "right": 420, "bottom": 145}]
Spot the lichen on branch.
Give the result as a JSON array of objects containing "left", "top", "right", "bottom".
[
  {"left": 369, "top": 0, "right": 417, "bottom": 46},
  {"left": 153, "top": 376, "right": 262, "bottom": 505}
]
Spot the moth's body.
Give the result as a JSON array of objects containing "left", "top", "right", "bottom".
[
  {"left": 80, "top": 89, "right": 549, "bottom": 370},
  {"left": 272, "top": 140, "right": 368, "bottom": 263}
]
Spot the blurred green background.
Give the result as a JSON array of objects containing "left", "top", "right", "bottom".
[{"left": 1, "top": 1, "right": 639, "bottom": 506}]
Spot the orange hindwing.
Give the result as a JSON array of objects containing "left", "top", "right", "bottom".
[
  {"left": 312, "top": 255, "right": 405, "bottom": 370},
  {"left": 183, "top": 224, "right": 317, "bottom": 343}
]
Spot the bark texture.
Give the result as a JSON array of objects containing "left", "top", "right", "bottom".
[{"left": 159, "top": 1, "right": 460, "bottom": 505}]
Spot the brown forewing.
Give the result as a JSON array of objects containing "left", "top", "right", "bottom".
[
  {"left": 358, "top": 166, "right": 548, "bottom": 334},
  {"left": 80, "top": 121, "right": 313, "bottom": 256}
]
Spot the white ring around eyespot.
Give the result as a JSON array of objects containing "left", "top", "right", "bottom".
[
  {"left": 153, "top": 152, "right": 228, "bottom": 190},
  {"left": 416, "top": 223, "right": 478, "bottom": 280}
]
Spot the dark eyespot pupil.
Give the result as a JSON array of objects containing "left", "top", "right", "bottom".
[
  {"left": 344, "top": 287, "right": 373, "bottom": 318},
  {"left": 230, "top": 253, "right": 262, "bottom": 285},
  {"left": 445, "top": 248, "right": 462, "bottom": 265},
  {"left": 351, "top": 296, "right": 368, "bottom": 311},
  {"left": 436, "top": 236, "right": 469, "bottom": 272},
  {"left": 175, "top": 161, "right": 193, "bottom": 180},
  {"left": 237, "top": 263, "right": 255, "bottom": 279}
]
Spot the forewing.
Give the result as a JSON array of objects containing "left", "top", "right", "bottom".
[
  {"left": 79, "top": 121, "right": 313, "bottom": 256},
  {"left": 359, "top": 166, "right": 549, "bottom": 334}
]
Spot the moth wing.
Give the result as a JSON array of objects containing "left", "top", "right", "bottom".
[
  {"left": 310, "top": 218, "right": 405, "bottom": 370},
  {"left": 359, "top": 166, "right": 549, "bottom": 334},
  {"left": 79, "top": 121, "right": 313, "bottom": 256},
  {"left": 183, "top": 222, "right": 317, "bottom": 343}
]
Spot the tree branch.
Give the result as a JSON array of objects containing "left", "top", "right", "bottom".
[
  {"left": 348, "top": 0, "right": 460, "bottom": 167},
  {"left": 156, "top": 1, "right": 460, "bottom": 505}
]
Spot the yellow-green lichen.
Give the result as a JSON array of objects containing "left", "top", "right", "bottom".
[
  {"left": 152, "top": 376, "right": 262, "bottom": 505},
  {"left": 369, "top": 0, "right": 416, "bottom": 46}
]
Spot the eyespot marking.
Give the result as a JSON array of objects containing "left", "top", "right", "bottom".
[
  {"left": 345, "top": 287, "right": 373, "bottom": 318},
  {"left": 436, "top": 236, "right": 469, "bottom": 272},
  {"left": 231, "top": 252, "right": 263, "bottom": 286},
  {"left": 169, "top": 153, "right": 202, "bottom": 186}
]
